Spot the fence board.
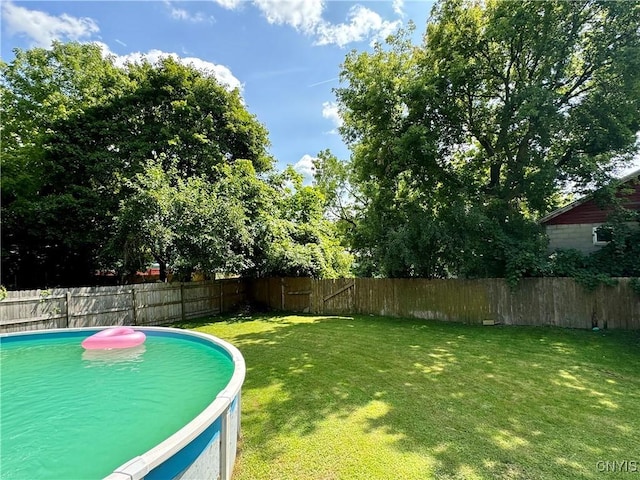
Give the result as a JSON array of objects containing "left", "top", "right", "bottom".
[
  {"left": 393, "top": 279, "right": 493, "bottom": 323},
  {"left": 183, "top": 282, "right": 220, "bottom": 319},
  {"left": 268, "top": 278, "right": 282, "bottom": 310},
  {"left": 249, "top": 278, "right": 270, "bottom": 308},
  {"left": 282, "top": 277, "right": 312, "bottom": 313},
  {"left": 0, "top": 289, "right": 68, "bottom": 330},
  {"left": 489, "top": 278, "right": 596, "bottom": 328},
  {"left": 257, "top": 277, "right": 640, "bottom": 330},
  {"left": 134, "top": 284, "right": 180, "bottom": 326},
  {"left": 355, "top": 278, "right": 393, "bottom": 316},
  {"left": 317, "top": 278, "right": 354, "bottom": 315},
  {"left": 1, "top": 318, "right": 61, "bottom": 333},
  {"left": 0, "top": 280, "right": 247, "bottom": 332},
  {"left": 221, "top": 279, "right": 245, "bottom": 312},
  {"left": 594, "top": 279, "right": 640, "bottom": 330},
  {"left": 2, "top": 277, "right": 639, "bottom": 332}
]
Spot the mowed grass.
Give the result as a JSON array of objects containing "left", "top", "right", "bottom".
[{"left": 180, "top": 315, "right": 640, "bottom": 480}]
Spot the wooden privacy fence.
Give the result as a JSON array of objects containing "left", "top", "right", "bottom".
[
  {"left": 3, "top": 277, "right": 639, "bottom": 333},
  {"left": 250, "top": 277, "right": 640, "bottom": 330},
  {"left": 0, "top": 279, "right": 245, "bottom": 333}
]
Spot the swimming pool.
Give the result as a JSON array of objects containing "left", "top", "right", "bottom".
[{"left": 0, "top": 327, "right": 245, "bottom": 480}]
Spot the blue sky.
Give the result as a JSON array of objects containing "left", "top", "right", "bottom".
[{"left": 1, "top": 0, "right": 435, "bottom": 180}]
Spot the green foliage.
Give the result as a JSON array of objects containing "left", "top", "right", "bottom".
[
  {"left": 110, "top": 159, "right": 352, "bottom": 281},
  {"left": 2, "top": 42, "right": 351, "bottom": 287},
  {"left": 334, "top": 0, "right": 640, "bottom": 280},
  {"left": 111, "top": 158, "right": 255, "bottom": 280},
  {"left": 547, "top": 218, "right": 640, "bottom": 290},
  {"left": 249, "top": 167, "right": 353, "bottom": 279},
  {"left": 0, "top": 285, "right": 7, "bottom": 301},
  {"left": 1, "top": 42, "right": 133, "bottom": 287}
]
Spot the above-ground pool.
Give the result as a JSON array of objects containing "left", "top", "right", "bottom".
[{"left": 0, "top": 327, "right": 245, "bottom": 480}]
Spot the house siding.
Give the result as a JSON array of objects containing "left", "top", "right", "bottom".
[
  {"left": 544, "top": 182, "right": 640, "bottom": 225},
  {"left": 542, "top": 174, "right": 639, "bottom": 253},
  {"left": 546, "top": 221, "right": 638, "bottom": 254},
  {"left": 545, "top": 223, "right": 604, "bottom": 254}
]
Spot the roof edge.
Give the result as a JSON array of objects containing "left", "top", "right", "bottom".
[{"left": 539, "top": 168, "right": 640, "bottom": 224}]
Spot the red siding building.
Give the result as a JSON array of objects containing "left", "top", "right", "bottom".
[{"left": 540, "top": 169, "right": 640, "bottom": 253}]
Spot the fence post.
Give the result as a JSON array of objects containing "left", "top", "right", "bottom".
[
  {"left": 131, "top": 288, "right": 138, "bottom": 326},
  {"left": 209, "top": 281, "right": 214, "bottom": 316},
  {"left": 65, "top": 291, "right": 72, "bottom": 328},
  {"left": 281, "top": 278, "right": 285, "bottom": 310},
  {"left": 180, "top": 283, "right": 186, "bottom": 322},
  {"left": 353, "top": 278, "right": 357, "bottom": 315},
  {"left": 219, "top": 281, "right": 223, "bottom": 314}
]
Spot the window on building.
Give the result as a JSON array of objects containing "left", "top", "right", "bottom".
[{"left": 592, "top": 226, "right": 613, "bottom": 245}]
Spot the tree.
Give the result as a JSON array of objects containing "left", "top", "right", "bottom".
[
  {"left": 1, "top": 45, "right": 272, "bottom": 287},
  {"left": 249, "top": 167, "right": 353, "bottom": 279},
  {"left": 335, "top": 0, "right": 640, "bottom": 279},
  {"left": 1, "top": 42, "right": 132, "bottom": 287},
  {"left": 36, "top": 57, "right": 273, "bottom": 284},
  {"left": 112, "top": 159, "right": 255, "bottom": 281},
  {"left": 2, "top": 42, "right": 352, "bottom": 287}
]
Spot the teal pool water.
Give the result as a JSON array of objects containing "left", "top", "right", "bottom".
[{"left": 0, "top": 331, "right": 235, "bottom": 479}]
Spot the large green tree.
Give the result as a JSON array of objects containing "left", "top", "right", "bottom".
[
  {"left": 250, "top": 167, "right": 353, "bottom": 279},
  {"left": 112, "top": 159, "right": 257, "bottom": 281},
  {"left": 2, "top": 44, "right": 272, "bottom": 286},
  {"left": 33, "top": 56, "right": 272, "bottom": 284},
  {"left": 335, "top": 0, "right": 640, "bottom": 279},
  {"left": 112, "top": 161, "right": 353, "bottom": 281},
  {"left": 1, "top": 42, "right": 133, "bottom": 287},
  {"left": 2, "top": 42, "right": 352, "bottom": 287}
]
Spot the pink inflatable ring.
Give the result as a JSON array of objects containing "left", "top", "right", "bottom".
[{"left": 82, "top": 327, "right": 146, "bottom": 350}]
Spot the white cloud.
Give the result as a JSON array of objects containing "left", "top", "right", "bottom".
[
  {"left": 314, "top": 5, "right": 401, "bottom": 48},
  {"left": 293, "top": 154, "right": 317, "bottom": 183},
  {"left": 164, "top": 1, "right": 211, "bottom": 23},
  {"left": 169, "top": 7, "right": 204, "bottom": 22},
  {"left": 3, "top": 0, "right": 402, "bottom": 53},
  {"left": 96, "top": 43, "right": 243, "bottom": 92},
  {"left": 250, "top": 1, "right": 400, "bottom": 48},
  {"left": 253, "top": 0, "right": 324, "bottom": 33},
  {"left": 322, "top": 101, "right": 342, "bottom": 134},
  {"left": 392, "top": 0, "right": 405, "bottom": 17},
  {"left": 1, "top": 0, "right": 99, "bottom": 47},
  {"left": 213, "top": 0, "right": 244, "bottom": 9}
]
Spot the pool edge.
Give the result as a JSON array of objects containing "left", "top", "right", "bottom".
[{"left": 1, "top": 326, "right": 246, "bottom": 480}]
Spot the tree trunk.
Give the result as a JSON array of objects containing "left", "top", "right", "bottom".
[
  {"left": 159, "top": 260, "right": 167, "bottom": 282},
  {"left": 489, "top": 162, "right": 502, "bottom": 191}
]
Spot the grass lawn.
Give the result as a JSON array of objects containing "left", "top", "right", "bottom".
[{"left": 179, "top": 314, "right": 640, "bottom": 480}]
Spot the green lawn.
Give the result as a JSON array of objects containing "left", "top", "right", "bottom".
[{"left": 181, "top": 315, "right": 640, "bottom": 480}]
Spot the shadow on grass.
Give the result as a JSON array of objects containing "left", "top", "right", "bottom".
[{"left": 179, "top": 315, "right": 640, "bottom": 480}]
